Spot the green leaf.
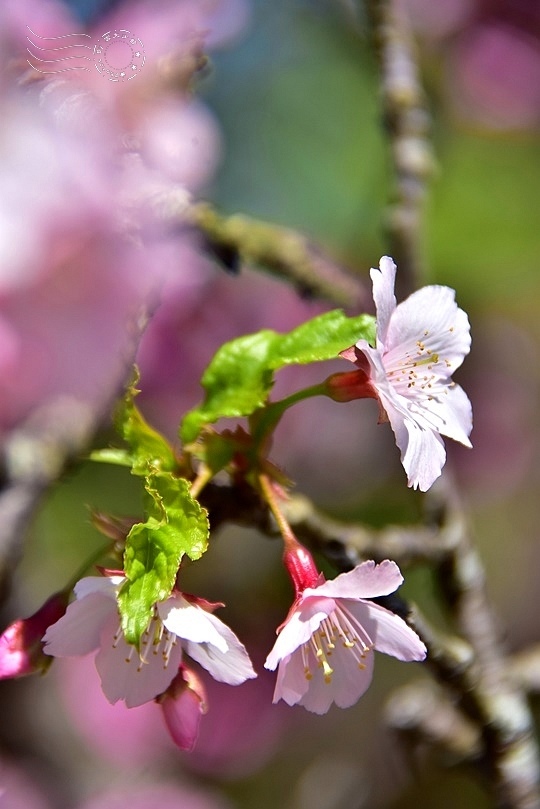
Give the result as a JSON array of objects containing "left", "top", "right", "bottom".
[
  {"left": 116, "top": 370, "right": 176, "bottom": 475},
  {"left": 180, "top": 310, "right": 375, "bottom": 442},
  {"left": 180, "top": 331, "right": 278, "bottom": 443},
  {"left": 118, "top": 473, "right": 209, "bottom": 646},
  {"left": 89, "top": 448, "right": 133, "bottom": 467},
  {"left": 268, "top": 311, "right": 376, "bottom": 368}
]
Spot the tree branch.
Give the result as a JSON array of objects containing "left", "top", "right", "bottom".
[
  {"left": 365, "top": 0, "right": 434, "bottom": 297},
  {"left": 186, "top": 202, "right": 369, "bottom": 309}
]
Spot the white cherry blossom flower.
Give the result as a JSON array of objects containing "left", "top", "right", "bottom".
[
  {"left": 43, "top": 575, "right": 256, "bottom": 708},
  {"left": 341, "top": 256, "right": 472, "bottom": 491}
]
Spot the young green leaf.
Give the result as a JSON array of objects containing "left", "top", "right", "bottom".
[
  {"left": 180, "top": 310, "right": 376, "bottom": 443},
  {"left": 116, "top": 371, "right": 177, "bottom": 475},
  {"left": 268, "top": 311, "right": 376, "bottom": 368},
  {"left": 118, "top": 473, "right": 209, "bottom": 646},
  {"left": 180, "top": 331, "right": 278, "bottom": 443}
]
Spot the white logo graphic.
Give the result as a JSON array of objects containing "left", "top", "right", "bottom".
[
  {"left": 26, "top": 26, "right": 92, "bottom": 74},
  {"left": 26, "top": 26, "right": 145, "bottom": 82},
  {"left": 93, "top": 29, "right": 145, "bottom": 82}
]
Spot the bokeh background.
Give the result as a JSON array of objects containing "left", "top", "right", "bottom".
[{"left": 1, "top": 0, "right": 540, "bottom": 808}]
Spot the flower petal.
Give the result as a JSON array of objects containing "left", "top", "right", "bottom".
[
  {"left": 94, "top": 613, "right": 183, "bottom": 707},
  {"left": 185, "top": 615, "right": 256, "bottom": 685},
  {"left": 272, "top": 650, "right": 310, "bottom": 707},
  {"left": 423, "top": 382, "right": 473, "bottom": 447},
  {"left": 158, "top": 596, "right": 228, "bottom": 653},
  {"left": 309, "top": 560, "right": 403, "bottom": 601},
  {"left": 299, "top": 640, "right": 375, "bottom": 714},
  {"left": 265, "top": 597, "right": 334, "bottom": 671},
  {"left": 356, "top": 601, "right": 427, "bottom": 662},
  {"left": 73, "top": 575, "right": 123, "bottom": 600},
  {"left": 386, "top": 285, "right": 471, "bottom": 368},
  {"left": 370, "top": 256, "right": 397, "bottom": 347},
  {"left": 42, "top": 592, "right": 116, "bottom": 657},
  {"left": 400, "top": 417, "right": 446, "bottom": 491}
]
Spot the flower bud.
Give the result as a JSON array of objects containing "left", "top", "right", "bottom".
[
  {"left": 282, "top": 541, "right": 320, "bottom": 597},
  {"left": 0, "top": 591, "right": 69, "bottom": 679},
  {"left": 159, "top": 665, "right": 208, "bottom": 752}
]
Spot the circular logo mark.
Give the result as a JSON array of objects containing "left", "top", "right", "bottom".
[{"left": 93, "top": 29, "right": 145, "bottom": 82}]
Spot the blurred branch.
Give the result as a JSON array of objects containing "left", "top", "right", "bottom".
[
  {"left": 426, "top": 482, "right": 540, "bottom": 808},
  {"left": 359, "top": 0, "right": 540, "bottom": 805},
  {"left": 386, "top": 680, "right": 482, "bottom": 765},
  {"left": 186, "top": 202, "right": 369, "bottom": 309},
  {"left": 365, "top": 0, "right": 434, "bottom": 297}
]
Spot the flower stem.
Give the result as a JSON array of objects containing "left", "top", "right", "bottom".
[
  {"left": 251, "top": 382, "right": 328, "bottom": 446},
  {"left": 189, "top": 464, "right": 214, "bottom": 500},
  {"left": 257, "top": 473, "right": 297, "bottom": 548}
]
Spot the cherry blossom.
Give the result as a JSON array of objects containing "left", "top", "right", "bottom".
[
  {"left": 339, "top": 256, "right": 472, "bottom": 491},
  {"left": 42, "top": 575, "right": 256, "bottom": 709},
  {"left": 265, "top": 556, "right": 426, "bottom": 714}
]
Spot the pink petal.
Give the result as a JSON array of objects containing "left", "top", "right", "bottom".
[
  {"left": 42, "top": 592, "right": 116, "bottom": 657},
  {"left": 272, "top": 650, "right": 310, "bottom": 707},
  {"left": 161, "top": 670, "right": 206, "bottom": 752},
  {"left": 94, "top": 614, "right": 183, "bottom": 708},
  {"left": 162, "top": 687, "right": 203, "bottom": 751},
  {"left": 299, "top": 640, "right": 375, "bottom": 714},
  {"left": 356, "top": 601, "right": 427, "bottom": 662},
  {"left": 185, "top": 615, "right": 256, "bottom": 686},
  {"left": 309, "top": 560, "right": 404, "bottom": 601},
  {"left": 264, "top": 598, "right": 333, "bottom": 671},
  {"left": 369, "top": 256, "right": 397, "bottom": 346}
]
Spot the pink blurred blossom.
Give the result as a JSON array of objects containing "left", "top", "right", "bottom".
[
  {"left": 403, "top": 0, "right": 472, "bottom": 39},
  {"left": 78, "top": 783, "right": 232, "bottom": 809},
  {"left": 58, "top": 656, "right": 174, "bottom": 766},
  {"left": 0, "top": 761, "right": 52, "bottom": 809},
  {"left": 0, "top": 0, "right": 241, "bottom": 435},
  {"left": 449, "top": 23, "right": 540, "bottom": 130},
  {"left": 186, "top": 652, "right": 289, "bottom": 779}
]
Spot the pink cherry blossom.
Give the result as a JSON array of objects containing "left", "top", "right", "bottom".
[
  {"left": 340, "top": 256, "right": 472, "bottom": 491},
  {"left": 265, "top": 559, "right": 426, "bottom": 714},
  {"left": 42, "top": 575, "right": 255, "bottom": 708}
]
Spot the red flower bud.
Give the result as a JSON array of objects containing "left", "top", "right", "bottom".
[{"left": 0, "top": 591, "right": 69, "bottom": 679}]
